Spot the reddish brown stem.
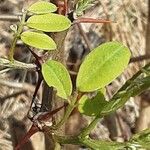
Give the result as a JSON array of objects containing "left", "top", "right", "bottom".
[
  {"left": 57, "top": 0, "right": 68, "bottom": 15},
  {"left": 38, "top": 103, "right": 68, "bottom": 121},
  {"left": 15, "top": 125, "right": 39, "bottom": 150},
  {"left": 64, "top": 0, "right": 68, "bottom": 15},
  {"left": 15, "top": 104, "right": 68, "bottom": 149},
  {"left": 29, "top": 72, "right": 43, "bottom": 110},
  {"left": 26, "top": 46, "right": 43, "bottom": 68},
  {"left": 74, "top": 18, "right": 113, "bottom": 24}
]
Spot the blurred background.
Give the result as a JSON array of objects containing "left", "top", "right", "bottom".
[{"left": 0, "top": 0, "right": 149, "bottom": 149}]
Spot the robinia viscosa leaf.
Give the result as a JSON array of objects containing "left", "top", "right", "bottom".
[
  {"left": 27, "top": 1, "right": 57, "bottom": 14},
  {"left": 78, "top": 89, "right": 108, "bottom": 116},
  {"left": 21, "top": 31, "right": 56, "bottom": 50},
  {"left": 42, "top": 60, "right": 72, "bottom": 99},
  {"left": 26, "top": 13, "right": 71, "bottom": 32},
  {"left": 76, "top": 42, "right": 131, "bottom": 92}
]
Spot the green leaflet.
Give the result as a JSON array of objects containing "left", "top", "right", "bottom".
[
  {"left": 26, "top": 13, "right": 71, "bottom": 32},
  {"left": 78, "top": 89, "right": 108, "bottom": 116},
  {"left": 21, "top": 31, "right": 56, "bottom": 50},
  {"left": 27, "top": 1, "right": 57, "bottom": 14},
  {"left": 76, "top": 42, "right": 131, "bottom": 92},
  {"left": 42, "top": 60, "right": 72, "bottom": 99}
]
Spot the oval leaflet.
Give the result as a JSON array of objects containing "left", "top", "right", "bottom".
[
  {"left": 27, "top": 1, "right": 57, "bottom": 14},
  {"left": 26, "top": 13, "right": 71, "bottom": 32},
  {"left": 21, "top": 31, "right": 56, "bottom": 50},
  {"left": 42, "top": 60, "right": 72, "bottom": 99},
  {"left": 76, "top": 42, "right": 131, "bottom": 92}
]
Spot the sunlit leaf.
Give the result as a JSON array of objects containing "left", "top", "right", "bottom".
[
  {"left": 27, "top": 1, "right": 57, "bottom": 14},
  {"left": 21, "top": 31, "right": 56, "bottom": 50},
  {"left": 78, "top": 89, "right": 108, "bottom": 116},
  {"left": 26, "top": 13, "right": 71, "bottom": 32},
  {"left": 42, "top": 60, "right": 72, "bottom": 99},
  {"left": 76, "top": 42, "right": 131, "bottom": 92}
]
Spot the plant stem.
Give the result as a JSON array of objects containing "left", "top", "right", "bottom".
[
  {"left": 54, "top": 135, "right": 80, "bottom": 145},
  {"left": 79, "top": 116, "right": 101, "bottom": 138},
  {"left": 8, "top": 10, "right": 27, "bottom": 62},
  {"left": 54, "top": 134, "right": 126, "bottom": 150},
  {"left": 0, "top": 57, "right": 36, "bottom": 70},
  {"left": 53, "top": 97, "right": 76, "bottom": 129}
]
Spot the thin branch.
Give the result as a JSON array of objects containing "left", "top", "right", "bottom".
[
  {"left": 0, "top": 57, "right": 36, "bottom": 70},
  {"left": 8, "top": 11, "right": 27, "bottom": 61},
  {"left": 0, "top": 68, "right": 12, "bottom": 74},
  {"left": 130, "top": 54, "right": 150, "bottom": 63},
  {"left": 54, "top": 134, "right": 126, "bottom": 149},
  {"left": 0, "top": 79, "right": 35, "bottom": 92},
  {"left": 76, "top": 23, "right": 92, "bottom": 51},
  {"left": 74, "top": 18, "right": 112, "bottom": 24},
  {"left": 0, "top": 90, "right": 26, "bottom": 103},
  {"left": 15, "top": 125, "right": 39, "bottom": 150},
  {"left": 0, "top": 14, "right": 20, "bottom": 22},
  {"left": 79, "top": 116, "right": 101, "bottom": 138}
]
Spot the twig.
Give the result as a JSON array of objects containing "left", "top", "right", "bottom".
[
  {"left": 0, "top": 57, "right": 36, "bottom": 70},
  {"left": 0, "top": 68, "right": 12, "bottom": 74},
  {"left": 0, "top": 14, "right": 20, "bottom": 22},
  {"left": 0, "top": 90, "right": 26, "bottom": 103},
  {"left": 79, "top": 116, "right": 101, "bottom": 138},
  {"left": 0, "top": 79, "right": 35, "bottom": 92},
  {"left": 130, "top": 54, "right": 150, "bottom": 63},
  {"left": 76, "top": 23, "right": 92, "bottom": 51},
  {"left": 21, "top": 52, "right": 32, "bottom": 82},
  {"left": 8, "top": 11, "right": 27, "bottom": 61},
  {"left": 75, "top": 18, "right": 112, "bottom": 24}
]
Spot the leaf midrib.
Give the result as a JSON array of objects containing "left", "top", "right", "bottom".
[
  {"left": 45, "top": 62, "right": 68, "bottom": 98},
  {"left": 79, "top": 45, "right": 126, "bottom": 90}
]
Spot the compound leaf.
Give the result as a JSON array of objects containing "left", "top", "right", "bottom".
[
  {"left": 27, "top": 13, "right": 71, "bottom": 32},
  {"left": 21, "top": 31, "right": 56, "bottom": 50},
  {"left": 42, "top": 60, "right": 72, "bottom": 99},
  {"left": 27, "top": 1, "right": 57, "bottom": 14},
  {"left": 76, "top": 42, "right": 131, "bottom": 92}
]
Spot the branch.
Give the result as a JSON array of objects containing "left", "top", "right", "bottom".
[
  {"left": 130, "top": 54, "right": 150, "bottom": 63},
  {"left": 79, "top": 116, "right": 101, "bottom": 138},
  {"left": 0, "top": 14, "right": 20, "bottom": 22},
  {"left": 54, "top": 134, "right": 127, "bottom": 149},
  {"left": 0, "top": 57, "right": 36, "bottom": 70},
  {"left": 8, "top": 11, "right": 27, "bottom": 61}
]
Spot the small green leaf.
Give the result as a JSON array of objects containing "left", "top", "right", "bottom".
[
  {"left": 21, "top": 31, "right": 56, "bottom": 50},
  {"left": 26, "top": 13, "right": 71, "bottom": 32},
  {"left": 76, "top": 42, "right": 131, "bottom": 92},
  {"left": 27, "top": 1, "right": 57, "bottom": 14},
  {"left": 78, "top": 89, "right": 108, "bottom": 116},
  {"left": 42, "top": 60, "right": 72, "bottom": 99}
]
